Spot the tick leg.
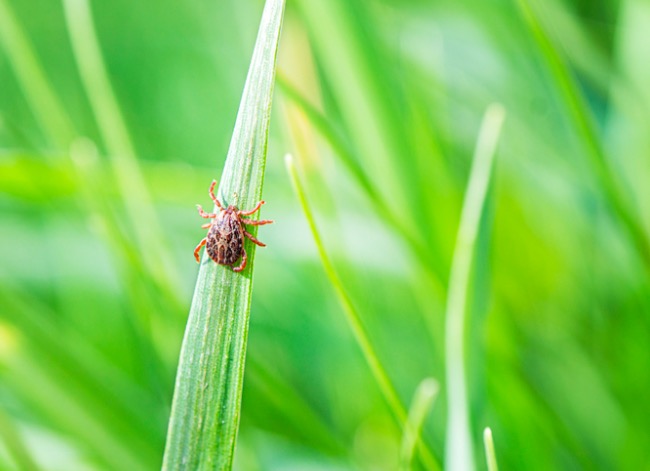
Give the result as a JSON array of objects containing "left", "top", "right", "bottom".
[
  {"left": 194, "top": 238, "right": 207, "bottom": 263},
  {"left": 197, "top": 204, "right": 217, "bottom": 219},
  {"left": 233, "top": 248, "right": 247, "bottom": 272},
  {"left": 209, "top": 180, "right": 224, "bottom": 210},
  {"left": 243, "top": 229, "right": 266, "bottom": 247},
  {"left": 239, "top": 200, "right": 265, "bottom": 216},
  {"left": 241, "top": 218, "right": 273, "bottom": 226},
  {"left": 201, "top": 222, "right": 212, "bottom": 229}
]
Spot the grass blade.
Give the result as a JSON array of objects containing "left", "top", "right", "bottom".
[
  {"left": 285, "top": 154, "right": 440, "bottom": 471},
  {"left": 515, "top": 0, "right": 650, "bottom": 272},
  {"left": 0, "top": 0, "right": 75, "bottom": 147},
  {"left": 0, "top": 407, "right": 41, "bottom": 471},
  {"left": 285, "top": 153, "right": 403, "bottom": 426},
  {"left": 278, "top": 75, "right": 446, "bottom": 295},
  {"left": 162, "top": 0, "right": 285, "bottom": 469},
  {"left": 0, "top": 286, "right": 163, "bottom": 470},
  {"left": 445, "top": 104, "right": 505, "bottom": 471},
  {"left": 483, "top": 427, "right": 499, "bottom": 471},
  {"left": 399, "top": 378, "right": 439, "bottom": 471},
  {"left": 62, "top": 0, "right": 181, "bottom": 300}
]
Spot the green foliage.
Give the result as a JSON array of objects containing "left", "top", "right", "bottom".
[
  {"left": 400, "top": 378, "right": 439, "bottom": 471},
  {"left": 286, "top": 153, "right": 440, "bottom": 470},
  {"left": 162, "top": 0, "right": 285, "bottom": 468},
  {"left": 445, "top": 104, "right": 504, "bottom": 471},
  {"left": 483, "top": 428, "right": 499, "bottom": 471},
  {"left": 1, "top": 0, "right": 649, "bottom": 470}
]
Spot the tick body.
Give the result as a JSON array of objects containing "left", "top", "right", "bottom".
[{"left": 194, "top": 180, "right": 272, "bottom": 272}]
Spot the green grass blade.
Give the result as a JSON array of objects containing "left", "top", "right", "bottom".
[
  {"left": 0, "top": 0, "right": 75, "bottom": 148},
  {"left": 162, "top": 0, "right": 285, "bottom": 469},
  {"left": 445, "top": 104, "right": 505, "bottom": 471},
  {"left": 483, "top": 427, "right": 499, "bottom": 471},
  {"left": 515, "top": 0, "right": 650, "bottom": 271},
  {"left": 285, "top": 154, "right": 440, "bottom": 471},
  {"left": 399, "top": 378, "right": 439, "bottom": 471},
  {"left": 277, "top": 73, "right": 378, "bottom": 201},
  {"left": 62, "top": 0, "right": 181, "bottom": 300},
  {"left": 285, "top": 153, "right": 403, "bottom": 425},
  {"left": 0, "top": 286, "right": 164, "bottom": 469},
  {"left": 279, "top": 75, "right": 445, "bottom": 297},
  {"left": 295, "top": 0, "right": 411, "bottom": 217},
  {"left": 0, "top": 408, "right": 41, "bottom": 471}
]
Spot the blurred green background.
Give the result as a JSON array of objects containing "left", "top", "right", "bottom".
[{"left": 1, "top": 0, "right": 650, "bottom": 469}]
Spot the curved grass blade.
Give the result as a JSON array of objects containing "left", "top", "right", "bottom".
[
  {"left": 278, "top": 76, "right": 445, "bottom": 296},
  {"left": 0, "top": 407, "right": 41, "bottom": 471},
  {"left": 62, "top": 0, "right": 181, "bottom": 304},
  {"left": 162, "top": 0, "right": 285, "bottom": 469},
  {"left": 445, "top": 104, "right": 505, "bottom": 471},
  {"left": 286, "top": 154, "right": 440, "bottom": 471},
  {"left": 0, "top": 0, "right": 75, "bottom": 148},
  {"left": 399, "top": 378, "right": 439, "bottom": 471},
  {"left": 515, "top": 0, "right": 650, "bottom": 272},
  {"left": 0, "top": 285, "right": 164, "bottom": 470},
  {"left": 483, "top": 427, "right": 499, "bottom": 471}
]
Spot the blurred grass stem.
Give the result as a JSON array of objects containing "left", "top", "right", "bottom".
[
  {"left": 516, "top": 0, "right": 650, "bottom": 273},
  {"left": 62, "top": 0, "right": 180, "bottom": 300},
  {"left": 0, "top": 408, "right": 41, "bottom": 471},
  {"left": 286, "top": 154, "right": 440, "bottom": 471},
  {"left": 483, "top": 427, "right": 499, "bottom": 471},
  {"left": 444, "top": 104, "right": 505, "bottom": 471},
  {"left": 0, "top": 0, "right": 75, "bottom": 147},
  {"left": 399, "top": 378, "right": 439, "bottom": 471},
  {"left": 278, "top": 75, "right": 445, "bottom": 295}
]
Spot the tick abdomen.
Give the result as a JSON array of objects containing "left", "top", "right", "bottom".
[{"left": 206, "top": 211, "right": 244, "bottom": 265}]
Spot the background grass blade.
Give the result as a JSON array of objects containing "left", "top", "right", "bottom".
[
  {"left": 514, "top": 0, "right": 650, "bottom": 272},
  {"left": 285, "top": 154, "right": 440, "bottom": 471},
  {"left": 445, "top": 104, "right": 505, "bottom": 471},
  {"left": 0, "top": 285, "right": 163, "bottom": 470},
  {"left": 0, "top": 0, "right": 74, "bottom": 148},
  {"left": 62, "top": 0, "right": 180, "bottom": 301},
  {"left": 161, "top": 0, "right": 285, "bottom": 469},
  {"left": 483, "top": 427, "right": 499, "bottom": 471},
  {"left": 399, "top": 378, "right": 439, "bottom": 471},
  {"left": 0, "top": 0, "right": 178, "bottom": 380},
  {"left": 0, "top": 407, "right": 41, "bottom": 471},
  {"left": 284, "top": 153, "right": 404, "bottom": 425},
  {"left": 278, "top": 75, "right": 445, "bottom": 296}
]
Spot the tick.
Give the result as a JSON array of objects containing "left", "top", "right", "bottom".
[{"left": 194, "top": 180, "right": 273, "bottom": 272}]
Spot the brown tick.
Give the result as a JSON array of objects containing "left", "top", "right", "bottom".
[{"left": 194, "top": 180, "right": 273, "bottom": 272}]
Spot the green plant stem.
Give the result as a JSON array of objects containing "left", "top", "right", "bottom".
[
  {"left": 162, "top": 0, "right": 285, "bottom": 469},
  {"left": 0, "top": 286, "right": 163, "bottom": 469},
  {"left": 285, "top": 154, "right": 401, "bottom": 424},
  {"left": 286, "top": 154, "right": 440, "bottom": 471},
  {"left": 0, "top": 408, "right": 41, "bottom": 471},
  {"left": 69, "top": 139, "right": 171, "bottom": 405},
  {"left": 0, "top": 0, "right": 181, "bottom": 368},
  {"left": 515, "top": 0, "right": 650, "bottom": 273},
  {"left": 445, "top": 104, "right": 505, "bottom": 471},
  {"left": 62, "top": 0, "right": 181, "bottom": 302},
  {"left": 399, "top": 378, "right": 439, "bottom": 471},
  {"left": 483, "top": 427, "right": 499, "bottom": 471},
  {"left": 278, "top": 75, "right": 445, "bottom": 295},
  {"left": 0, "top": 0, "right": 75, "bottom": 148}
]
